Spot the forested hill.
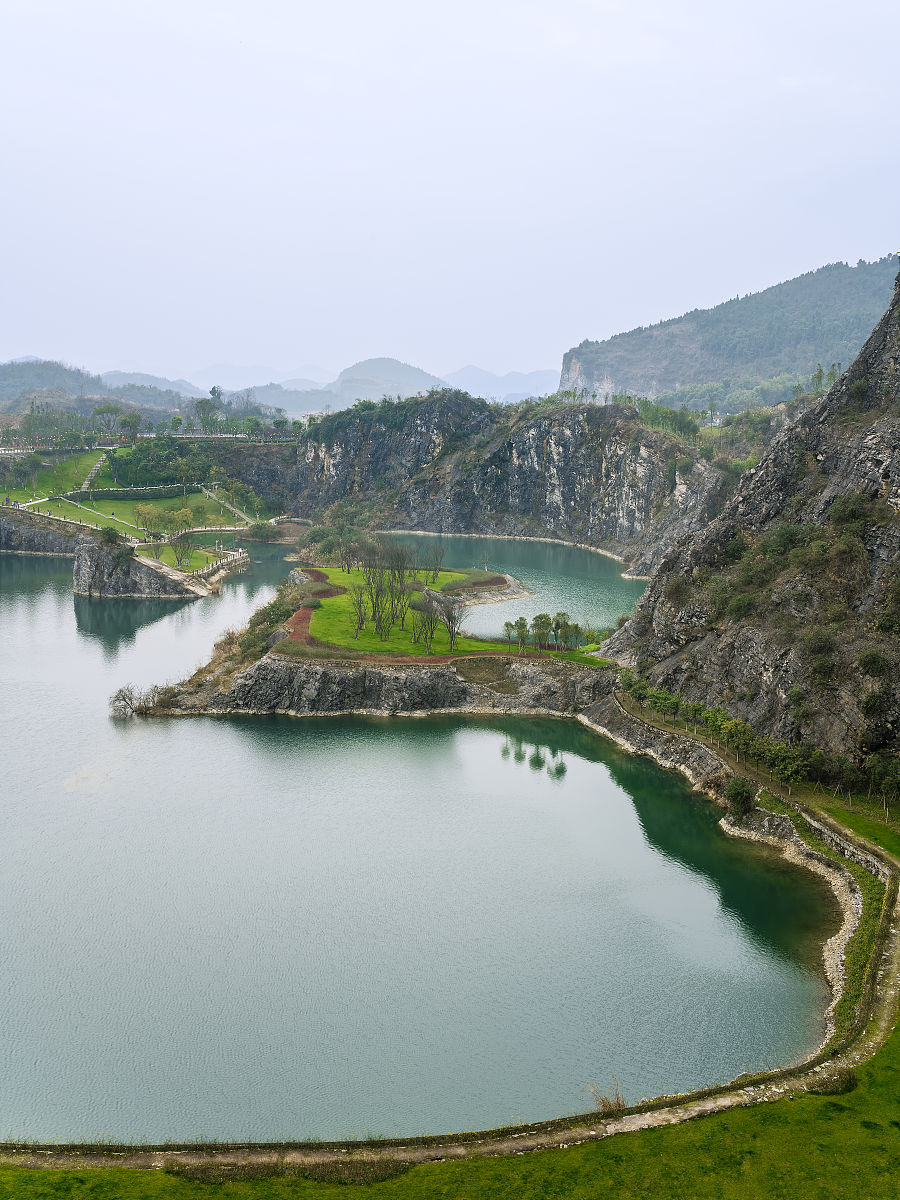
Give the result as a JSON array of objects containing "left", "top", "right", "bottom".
[
  {"left": 560, "top": 255, "right": 897, "bottom": 406},
  {"left": 0, "top": 359, "right": 185, "bottom": 413}
]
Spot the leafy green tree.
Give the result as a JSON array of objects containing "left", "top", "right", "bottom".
[
  {"left": 118, "top": 411, "right": 141, "bottom": 442},
  {"left": 194, "top": 392, "right": 220, "bottom": 433},
  {"left": 530, "top": 613, "right": 553, "bottom": 652},
  {"left": 514, "top": 616, "right": 529, "bottom": 654},
  {"left": 725, "top": 776, "right": 756, "bottom": 821}
]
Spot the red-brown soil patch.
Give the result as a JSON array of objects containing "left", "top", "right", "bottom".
[{"left": 285, "top": 567, "right": 345, "bottom": 644}]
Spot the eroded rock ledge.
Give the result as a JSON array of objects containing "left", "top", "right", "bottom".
[{"left": 161, "top": 653, "right": 617, "bottom": 718}]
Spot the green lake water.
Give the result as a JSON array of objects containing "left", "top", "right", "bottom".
[
  {"left": 385, "top": 532, "right": 647, "bottom": 637},
  {"left": 0, "top": 546, "right": 838, "bottom": 1142}
]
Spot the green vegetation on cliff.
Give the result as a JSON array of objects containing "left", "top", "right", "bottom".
[{"left": 561, "top": 255, "right": 897, "bottom": 407}]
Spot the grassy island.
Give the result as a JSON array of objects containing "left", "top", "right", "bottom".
[{"left": 230, "top": 561, "right": 608, "bottom": 666}]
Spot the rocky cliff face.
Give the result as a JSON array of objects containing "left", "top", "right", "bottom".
[
  {"left": 163, "top": 652, "right": 616, "bottom": 719},
  {"left": 0, "top": 510, "right": 80, "bottom": 556},
  {"left": 1, "top": 509, "right": 202, "bottom": 598},
  {"left": 222, "top": 398, "right": 726, "bottom": 575},
  {"left": 607, "top": 270, "right": 900, "bottom": 757},
  {"left": 73, "top": 540, "right": 202, "bottom": 598}
]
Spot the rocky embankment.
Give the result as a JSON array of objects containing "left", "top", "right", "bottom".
[
  {"left": 1, "top": 508, "right": 204, "bottom": 599},
  {"left": 0, "top": 510, "right": 81, "bottom": 556},
  {"left": 160, "top": 652, "right": 617, "bottom": 718},
  {"left": 215, "top": 397, "right": 726, "bottom": 576},
  {"left": 607, "top": 268, "right": 900, "bottom": 755},
  {"left": 73, "top": 540, "right": 207, "bottom": 599}
]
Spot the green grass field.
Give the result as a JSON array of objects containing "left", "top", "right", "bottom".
[
  {"left": 90, "top": 459, "right": 118, "bottom": 488},
  {"left": 1, "top": 450, "right": 102, "bottom": 505},
  {"left": 304, "top": 568, "right": 607, "bottom": 662},
  {"left": 135, "top": 544, "right": 222, "bottom": 572},
  {"left": 38, "top": 494, "right": 238, "bottom": 537},
  {"left": 84, "top": 494, "right": 236, "bottom": 532},
  {"left": 308, "top": 568, "right": 493, "bottom": 656}
]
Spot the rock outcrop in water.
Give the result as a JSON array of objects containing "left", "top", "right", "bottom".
[
  {"left": 607, "top": 269, "right": 900, "bottom": 756},
  {"left": 216, "top": 397, "right": 727, "bottom": 575},
  {"left": 0, "top": 509, "right": 81, "bottom": 556},
  {"left": 1, "top": 508, "right": 202, "bottom": 599},
  {"left": 73, "top": 539, "right": 206, "bottom": 599}
]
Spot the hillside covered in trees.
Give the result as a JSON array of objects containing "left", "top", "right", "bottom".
[{"left": 560, "top": 255, "right": 897, "bottom": 410}]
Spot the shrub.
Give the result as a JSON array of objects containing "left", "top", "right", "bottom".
[
  {"left": 809, "top": 1067, "right": 858, "bottom": 1095},
  {"left": 725, "top": 776, "right": 756, "bottom": 821},
  {"left": 861, "top": 687, "right": 890, "bottom": 718},
  {"left": 811, "top": 655, "right": 835, "bottom": 683},
  {"left": 858, "top": 650, "right": 888, "bottom": 677},
  {"left": 721, "top": 533, "right": 747, "bottom": 563},
  {"left": 726, "top": 593, "right": 755, "bottom": 620},
  {"left": 663, "top": 574, "right": 691, "bottom": 607},
  {"left": 848, "top": 376, "right": 868, "bottom": 404},
  {"left": 829, "top": 491, "right": 871, "bottom": 526},
  {"left": 804, "top": 627, "right": 835, "bottom": 657}
]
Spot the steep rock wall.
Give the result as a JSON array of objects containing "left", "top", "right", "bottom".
[
  {"left": 221, "top": 402, "right": 726, "bottom": 576},
  {"left": 607, "top": 270, "right": 900, "bottom": 755},
  {"left": 0, "top": 510, "right": 81, "bottom": 556},
  {"left": 73, "top": 540, "right": 203, "bottom": 599},
  {"left": 164, "top": 653, "right": 616, "bottom": 719}
]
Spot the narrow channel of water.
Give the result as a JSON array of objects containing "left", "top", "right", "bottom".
[
  {"left": 0, "top": 549, "right": 838, "bottom": 1142},
  {"left": 384, "top": 532, "right": 647, "bottom": 637}
]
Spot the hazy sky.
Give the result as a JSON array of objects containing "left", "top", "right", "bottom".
[{"left": 1, "top": 0, "right": 897, "bottom": 381}]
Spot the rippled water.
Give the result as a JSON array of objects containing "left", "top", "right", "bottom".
[{"left": 0, "top": 548, "right": 838, "bottom": 1142}]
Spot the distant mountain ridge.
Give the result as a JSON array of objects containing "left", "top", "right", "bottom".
[
  {"left": 101, "top": 371, "right": 202, "bottom": 398},
  {"left": 560, "top": 255, "right": 898, "bottom": 405},
  {"left": 0, "top": 360, "right": 188, "bottom": 416},
  {"left": 444, "top": 366, "right": 559, "bottom": 402}
]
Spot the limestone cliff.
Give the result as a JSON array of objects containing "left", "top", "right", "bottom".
[
  {"left": 73, "top": 540, "right": 205, "bottom": 599},
  {"left": 219, "top": 397, "right": 726, "bottom": 575},
  {"left": 0, "top": 508, "right": 202, "bottom": 599},
  {"left": 1, "top": 509, "right": 81, "bottom": 556},
  {"left": 162, "top": 651, "right": 615, "bottom": 720},
  {"left": 607, "top": 269, "right": 900, "bottom": 757}
]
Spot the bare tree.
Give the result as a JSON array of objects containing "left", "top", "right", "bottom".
[
  {"left": 412, "top": 595, "right": 440, "bottom": 653},
  {"left": 435, "top": 593, "right": 465, "bottom": 651},
  {"left": 428, "top": 541, "right": 444, "bottom": 583},
  {"left": 391, "top": 577, "right": 412, "bottom": 630},
  {"left": 347, "top": 582, "right": 368, "bottom": 638}
]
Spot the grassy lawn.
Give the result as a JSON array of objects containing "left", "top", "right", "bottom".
[
  {"left": 135, "top": 544, "right": 222, "bottom": 572},
  {"left": 308, "top": 567, "right": 493, "bottom": 656},
  {"left": 1, "top": 450, "right": 101, "bottom": 505},
  {"left": 300, "top": 568, "right": 620, "bottom": 661},
  {"left": 84, "top": 494, "right": 236, "bottom": 532},
  {"left": 91, "top": 459, "right": 118, "bottom": 488}
]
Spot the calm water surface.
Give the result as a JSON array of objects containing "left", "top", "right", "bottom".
[
  {"left": 385, "top": 532, "right": 647, "bottom": 637},
  {"left": 0, "top": 548, "right": 838, "bottom": 1142}
]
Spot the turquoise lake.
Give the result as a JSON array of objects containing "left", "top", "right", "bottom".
[
  {"left": 384, "top": 532, "right": 647, "bottom": 637},
  {"left": 0, "top": 545, "right": 838, "bottom": 1141}
]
